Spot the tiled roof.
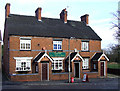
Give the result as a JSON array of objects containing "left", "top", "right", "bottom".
[
  {"left": 33, "top": 52, "right": 45, "bottom": 62},
  {"left": 91, "top": 52, "right": 103, "bottom": 61},
  {"left": 65, "top": 52, "right": 77, "bottom": 62},
  {"left": 6, "top": 14, "right": 102, "bottom": 40}
]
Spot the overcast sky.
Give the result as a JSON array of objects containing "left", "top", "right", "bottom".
[{"left": 0, "top": 0, "right": 119, "bottom": 49}]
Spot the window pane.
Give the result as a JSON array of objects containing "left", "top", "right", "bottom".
[
  {"left": 26, "top": 43, "right": 30, "bottom": 49},
  {"left": 58, "top": 44, "right": 62, "bottom": 50},
  {"left": 21, "top": 43, "right": 25, "bottom": 49},
  {"left": 54, "top": 44, "right": 57, "bottom": 49}
]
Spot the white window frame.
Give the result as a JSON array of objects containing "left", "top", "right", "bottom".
[
  {"left": 14, "top": 57, "right": 33, "bottom": 71},
  {"left": 53, "top": 41, "right": 62, "bottom": 50},
  {"left": 20, "top": 37, "right": 31, "bottom": 50},
  {"left": 52, "top": 58, "right": 64, "bottom": 70},
  {"left": 82, "top": 58, "right": 89, "bottom": 69},
  {"left": 81, "top": 41, "right": 89, "bottom": 51}
]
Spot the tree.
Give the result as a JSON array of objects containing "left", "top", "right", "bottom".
[{"left": 111, "top": 11, "right": 120, "bottom": 41}]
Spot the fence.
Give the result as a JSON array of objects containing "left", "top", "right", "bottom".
[{"left": 107, "top": 68, "right": 120, "bottom": 75}]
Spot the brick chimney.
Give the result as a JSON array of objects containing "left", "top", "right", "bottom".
[
  {"left": 5, "top": 3, "right": 10, "bottom": 18},
  {"left": 35, "top": 7, "right": 42, "bottom": 21},
  {"left": 80, "top": 14, "right": 89, "bottom": 25},
  {"left": 60, "top": 8, "right": 67, "bottom": 23}
]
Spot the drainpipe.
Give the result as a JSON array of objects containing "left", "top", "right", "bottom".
[
  {"left": 68, "top": 38, "right": 70, "bottom": 83},
  {"left": 68, "top": 37, "right": 75, "bottom": 83}
]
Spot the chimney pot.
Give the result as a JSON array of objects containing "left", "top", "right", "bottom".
[
  {"left": 80, "top": 14, "right": 89, "bottom": 25},
  {"left": 5, "top": 3, "right": 10, "bottom": 18},
  {"left": 35, "top": 7, "right": 42, "bottom": 21}
]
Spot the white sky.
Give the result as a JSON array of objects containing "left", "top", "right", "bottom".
[{"left": 0, "top": 0, "right": 119, "bottom": 49}]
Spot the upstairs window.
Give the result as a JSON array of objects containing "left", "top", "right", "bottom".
[
  {"left": 53, "top": 41, "right": 62, "bottom": 50},
  {"left": 82, "top": 58, "right": 89, "bottom": 69},
  {"left": 81, "top": 41, "right": 89, "bottom": 51},
  {"left": 20, "top": 37, "right": 31, "bottom": 50}
]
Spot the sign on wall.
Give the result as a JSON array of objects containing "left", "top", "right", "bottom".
[{"left": 49, "top": 52, "right": 66, "bottom": 57}]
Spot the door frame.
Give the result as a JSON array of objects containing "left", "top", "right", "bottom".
[
  {"left": 100, "top": 61, "right": 106, "bottom": 76},
  {"left": 74, "top": 62, "right": 80, "bottom": 78},
  {"left": 41, "top": 63, "right": 49, "bottom": 81}
]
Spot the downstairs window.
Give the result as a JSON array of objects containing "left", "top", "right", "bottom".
[
  {"left": 82, "top": 58, "right": 89, "bottom": 69},
  {"left": 14, "top": 57, "right": 33, "bottom": 71},
  {"left": 52, "top": 58, "right": 64, "bottom": 70}
]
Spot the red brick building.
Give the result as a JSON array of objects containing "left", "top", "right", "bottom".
[{"left": 3, "top": 3, "right": 109, "bottom": 81}]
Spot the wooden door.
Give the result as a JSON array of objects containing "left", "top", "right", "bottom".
[
  {"left": 101, "top": 62, "right": 104, "bottom": 76},
  {"left": 75, "top": 63, "right": 79, "bottom": 78},
  {"left": 42, "top": 63, "right": 48, "bottom": 80}
]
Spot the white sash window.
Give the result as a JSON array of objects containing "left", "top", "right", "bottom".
[
  {"left": 53, "top": 41, "right": 62, "bottom": 50},
  {"left": 82, "top": 41, "right": 89, "bottom": 51},
  {"left": 20, "top": 37, "right": 31, "bottom": 50},
  {"left": 82, "top": 58, "right": 89, "bottom": 69}
]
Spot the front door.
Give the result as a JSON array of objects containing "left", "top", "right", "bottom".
[
  {"left": 101, "top": 62, "right": 104, "bottom": 76},
  {"left": 42, "top": 63, "right": 48, "bottom": 81},
  {"left": 74, "top": 63, "right": 80, "bottom": 78}
]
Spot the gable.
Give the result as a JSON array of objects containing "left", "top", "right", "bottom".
[
  {"left": 100, "top": 56, "right": 107, "bottom": 60},
  {"left": 41, "top": 56, "right": 51, "bottom": 62},
  {"left": 74, "top": 56, "right": 81, "bottom": 60},
  {"left": 33, "top": 52, "right": 53, "bottom": 63},
  {"left": 98, "top": 53, "right": 109, "bottom": 61},
  {"left": 91, "top": 52, "right": 109, "bottom": 61},
  {"left": 71, "top": 53, "right": 84, "bottom": 62},
  {"left": 65, "top": 52, "right": 84, "bottom": 62}
]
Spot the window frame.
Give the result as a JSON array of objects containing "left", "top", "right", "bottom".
[
  {"left": 82, "top": 58, "right": 89, "bottom": 69},
  {"left": 81, "top": 41, "right": 89, "bottom": 51},
  {"left": 52, "top": 58, "right": 64, "bottom": 70},
  {"left": 14, "top": 57, "right": 33, "bottom": 72},
  {"left": 53, "top": 41, "right": 62, "bottom": 50},
  {"left": 20, "top": 37, "right": 31, "bottom": 50}
]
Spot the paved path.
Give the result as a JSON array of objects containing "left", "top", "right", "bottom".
[
  {"left": 2, "top": 78, "right": 119, "bottom": 89},
  {"left": 1, "top": 73, "right": 120, "bottom": 90}
]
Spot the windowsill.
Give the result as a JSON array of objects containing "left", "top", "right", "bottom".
[
  {"left": 81, "top": 50, "right": 89, "bottom": 52},
  {"left": 52, "top": 72, "right": 71, "bottom": 75},
  {"left": 52, "top": 69, "right": 63, "bottom": 71},
  {"left": 16, "top": 70, "right": 31, "bottom": 72},
  {"left": 52, "top": 50, "right": 63, "bottom": 52},
  {"left": 82, "top": 69, "right": 90, "bottom": 70},
  {"left": 20, "top": 50, "right": 31, "bottom": 51}
]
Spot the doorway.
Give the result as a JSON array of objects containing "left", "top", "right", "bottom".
[
  {"left": 74, "top": 62, "right": 80, "bottom": 78},
  {"left": 100, "top": 62, "right": 105, "bottom": 76},
  {"left": 41, "top": 63, "right": 49, "bottom": 81}
]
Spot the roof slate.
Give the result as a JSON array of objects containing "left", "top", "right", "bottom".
[
  {"left": 33, "top": 52, "right": 45, "bottom": 62},
  {"left": 91, "top": 52, "right": 103, "bottom": 61},
  {"left": 65, "top": 52, "right": 77, "bottom": 62},
  {"left": 6, "top": 14, "right": 102, "bottom": 40}
]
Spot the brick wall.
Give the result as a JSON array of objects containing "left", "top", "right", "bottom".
[{"left": 4, "top": 35, "right": 101, "bottom": 81}]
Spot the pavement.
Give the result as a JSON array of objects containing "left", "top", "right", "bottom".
[{"left": 1, "top": 71, "right": 120, "bottom": 89}]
